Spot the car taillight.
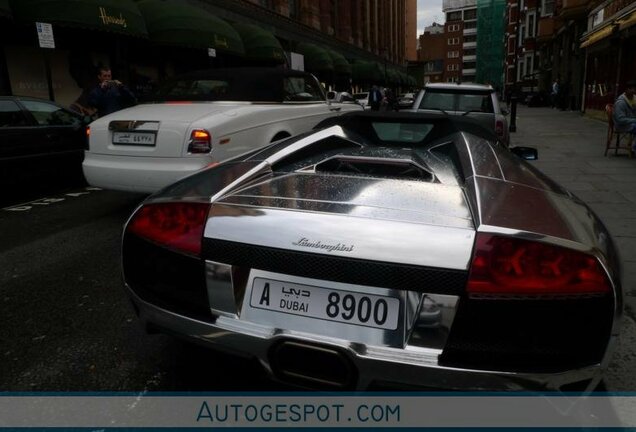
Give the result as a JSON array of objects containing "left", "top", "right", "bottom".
[
  {"left": 85, "top": 126, "right": 90, "bottom": 150},
  {"left": 495, "top": 119, "right": 504, "bottom": 137},
  {"left": 467, "top": 233, "right": 611, "bottom": 297},
  {"left": 126, "top": 202, "right": 210, "bottom": 257},
  {"left": 188, "top": 129, "right": 212, "bottom": 154}
]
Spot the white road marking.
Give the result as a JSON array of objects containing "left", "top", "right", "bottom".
[{"left": 2, "top": 187, "right": 101, "bottom": 212}]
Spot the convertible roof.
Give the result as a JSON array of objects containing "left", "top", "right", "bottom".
[
  {"left": 315, "top": 111, "right": 499, "bottom": 143},
  {"left": 150, "top": 67, "right": 316, "bottom": 102}
]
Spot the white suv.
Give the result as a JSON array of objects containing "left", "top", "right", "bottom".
[{"left": 411, "top": 83, "right": 510, "bottom": 147}]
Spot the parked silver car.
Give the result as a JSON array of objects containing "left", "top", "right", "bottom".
[
  {"left": 411, "top": 83, "right": 510, "bottom": 146},
  {"left": 122, "top": 112, "right": 621, "bottom": 391}
]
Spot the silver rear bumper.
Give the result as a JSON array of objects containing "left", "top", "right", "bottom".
[{"left": 127, "top": 286, "right": 604, "bottom": 392}]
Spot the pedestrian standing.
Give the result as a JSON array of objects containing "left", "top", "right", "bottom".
[
  {"left": 88, "top": 66, "right": 137, "bottom": 118},
  {"left": 369, "top": 85, "right": 383, "bottom": 111}
]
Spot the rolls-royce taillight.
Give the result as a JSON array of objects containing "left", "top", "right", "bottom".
[
  {"left": 467, "top": 233, "right": 611, "bottom": 297},
  {"left": 126, "top": 202, "right": 210, "bottom": 256},
  {"left": 188, "top": 129, "right": 212, "bottom": 154}
]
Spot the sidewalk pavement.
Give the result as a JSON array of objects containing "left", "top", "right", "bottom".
[{"left": 511, "top": 106, "right": 636, "bottom": 390}]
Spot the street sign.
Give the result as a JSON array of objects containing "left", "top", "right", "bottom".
[
  {"left": 36, "top": 22, "right": 55, "bottom": 49},
  {"left": 208, "top": 48, "right": 216, "bottom": 58}
]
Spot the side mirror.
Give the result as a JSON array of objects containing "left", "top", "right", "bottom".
[
  {"left": 501, "top": 108, "right": 510, "bottom": 116},
  {"left": 511, "top": 146, "right": 538, "bottom": 160}
]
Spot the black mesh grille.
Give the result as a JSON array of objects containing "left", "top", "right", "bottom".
[
  {"left": 203, "top": 239, "right": 468, "bottom": 295},
  {"left": 123, "top": 234, "right": 212, "bottom": 322},
  {"left": 439, "top": 296, "right": 614, "bottom": 373}
]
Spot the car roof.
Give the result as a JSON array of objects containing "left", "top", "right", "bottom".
[
  {"left": 0, "top": 95, "right": 65, "bottom": 106},
  {"left": 424, "top": 82, "right": 494, "bottom": 92},
  {"left": 315, "top": 111, "right": 498, "bottom": 142}
]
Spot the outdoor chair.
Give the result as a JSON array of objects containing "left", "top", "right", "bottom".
[{"left": 605, "top": 103, "right": 634, "bottom": 158}]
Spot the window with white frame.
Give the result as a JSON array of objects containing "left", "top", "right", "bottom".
[
  {"left": 448, "top": 37, "right": 459, "bottom": 45},
  {"left": 447, "top": 51, "right": 459, "bottom": 58},
  {"left": 447, "top": 64, "right": 459, "bottom": 71},
  {"left": 541, "top": 0, "right": 554, "bottom": 16},
  {"left": 448, "top": 24, "right": 460, "bottom": 32},
  {"left": 526, "top": 12, "right": 535, "bottom": 38},
  {"left": 508, "top": 37, "right": 516, "bottom": 54},
  {"left": 519, "top": 25, "right": 525, "bottom": 44},
  {"left": 517, "top": 60, "right": 524, "bottom": 81},
  {"left": 525, "top": 54, "right": 534, "bottom": 78},
  {"left": 509, "top": 5, "right": 517, "bottom": 24}
]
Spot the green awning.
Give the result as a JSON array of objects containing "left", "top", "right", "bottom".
[
  {"left": 232, "top": 22, "right": 285, "bottom": 63},
  {"left": 352, "top": 61, "right": 383, "bottom": 83},
  {"left": 9, "top": 0, "right": 147, "bottom": 36},
  {"left": 326, "top": 49, "right": 351, "bottom": 75},
  {"left": 388, "top": 69, "right": 400, "bottom": 85},
  {"left": 297, "top": 43, "right": 333, "bottom": 73},
  {"left": 0, "top": 0, "right": 11, "bottom": 18},
  {"left": 137, "top": 0, "right": 244, "bottom": 55}
]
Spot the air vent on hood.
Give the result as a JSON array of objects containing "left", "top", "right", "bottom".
[{"left": 315, "top": 155, "right": 435, "bottom": 181}]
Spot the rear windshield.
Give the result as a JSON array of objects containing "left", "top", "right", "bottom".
[
  {"left": 371, "top": 122, "right": 434, "bottom": 143},
  {"left": 419, "top": 89, "right": 494, "bottom": 113}
]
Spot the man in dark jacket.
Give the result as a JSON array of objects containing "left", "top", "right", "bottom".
[
  {"left": 88, "top": 67, "right": 137, "bottom": 118},
  {"left": 369, "top": 85, "right": 383, "bottom": 111}
]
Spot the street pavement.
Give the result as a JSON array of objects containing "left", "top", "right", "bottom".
[{"left": 511, "top": 105, "right": 636, "bottom": 390}]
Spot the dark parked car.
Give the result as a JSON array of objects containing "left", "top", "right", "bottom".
[
  {"left": 122, "top": 112, "right": 621, "bottom": 392},
  {"left": 0, "top": 96, "right": 88, "bottom": 187}
]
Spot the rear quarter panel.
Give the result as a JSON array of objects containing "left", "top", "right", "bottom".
[{"left": 193, "top": 103, "right": 361, "bottom": 162}]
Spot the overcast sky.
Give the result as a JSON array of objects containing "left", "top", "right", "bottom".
[{"left": 417, "top": 0, "right": 444, "bottom": 35}]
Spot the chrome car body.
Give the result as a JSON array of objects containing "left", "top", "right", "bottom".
[{"left": 122, "top": 112, "right": 622, "bottom": 391}]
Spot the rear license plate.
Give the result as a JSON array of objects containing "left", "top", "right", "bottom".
[
  {"left": 112, "top": 132, "right": 156, "bottom": 146},
  {"left": 250, "top": 278, "right": 400, "bottom": 330}
]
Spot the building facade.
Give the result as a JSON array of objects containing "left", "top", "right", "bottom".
[
  {"left": 417, "top": 25, "right": 447, "bottom": 83},
  {"left": 505, "top": 0, "right": 540, "bottom": 98},
  {"left": 0, "top": 0, "right": 419, "bottom": 107},
  {"left": 525, "top": 0, "right": 636, "bottom": 116},
  {"left": 442, "top": 0, "right": 478, "bottom": 82}
]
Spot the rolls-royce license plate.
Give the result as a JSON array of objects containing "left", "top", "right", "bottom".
[
  {"left": 249, "top": 278, "right": 400, "bottom": 330},
  {"left": 112, "top": 132, "right": 156, "bottom": 145}
]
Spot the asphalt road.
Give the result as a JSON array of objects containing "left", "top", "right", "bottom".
[{"left": 0, "top": 185, "right": 290, "bottom": 392}]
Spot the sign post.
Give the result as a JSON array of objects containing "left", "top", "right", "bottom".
[{"left": 36, "top": 22, "right": 55, "bottom": 101}]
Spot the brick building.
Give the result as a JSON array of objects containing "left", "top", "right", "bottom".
[
  {"left": 417, "top": 25, "right": 447, "bottom": 83},
  {"left": 442, "top": 0, "right": 478, "bottom": 82}
]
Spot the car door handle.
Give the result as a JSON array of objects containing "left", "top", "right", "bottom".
[{"left": 329, "top": 106, "right": 342, "bottom": 112}]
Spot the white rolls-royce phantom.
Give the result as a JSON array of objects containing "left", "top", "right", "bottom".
[{"left": 83, "top": 68, "right": 362, "bottom": 193}]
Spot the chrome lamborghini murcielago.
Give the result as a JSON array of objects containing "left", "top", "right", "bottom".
[{"left": 122, "top": 112, "right": 622, "bottom": 391}]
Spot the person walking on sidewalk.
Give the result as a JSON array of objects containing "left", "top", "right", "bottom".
[
  {"left": 613, "top": 80, "right": 636, "bottom": 152},
  {"left": 551, "top": 78, "right": 560, "bottom": 108}
]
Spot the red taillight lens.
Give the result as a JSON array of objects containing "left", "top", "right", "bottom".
[
  {"left": 188, "top": 129, "right": 212, "bottom": 154},
  {"left": 126, "top": 202, "right": 210, "bottom": 256},
  {"left": 467, "top": 234, "right": 611, "bottom": 297},
  {"left": 495, "top": 120, "right": 504, "bottom": 137},
  {"left": 85, "top": 126, "right": 90, "bottom": 150}
]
